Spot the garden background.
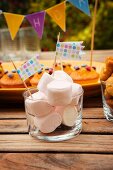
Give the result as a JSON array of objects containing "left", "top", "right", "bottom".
[{"left": 0, "top": 0, "right": 113, "bottom": 51}]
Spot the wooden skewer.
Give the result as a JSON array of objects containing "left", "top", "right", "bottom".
[
  {"left": 9, "top": 57, "right": 32, "bottom": 97},
  {"left": 52, "top": 56, "right": 56, "bottom": 77},
  {"left": 53, "top": 32, "right": 61, "bottom": 75},
  {"left": 57, "top": 32, "right": 60, "bottom": 42},
  {"left": 57, "top": 32, "right": 63, "bottom": 71},
  {"left": 60, "top": 54, "right": 63, "bottom": 71},
  {"left": 90, "top": 0, "right": 98, "bottom": 67}
]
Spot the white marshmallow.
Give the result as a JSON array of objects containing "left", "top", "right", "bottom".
[
  {"left": 71, "top": 83, "right": 83, "bottom": 105},
  {"left": 37, "top": 72, "right": 54, "bottom": 94},
  {"left": 25, "top": 91, "right": 47, "bottom": 114},
  {"left": 62, "top": 106, "right": 78, "bottom": 127},
  {"left": 47, "top": 80, "right": 72, "bottom": 106},
  {"left": 53, "top": 70, "right": 73, "bottom": 83},
  {"left": 72, "top": 83, "right": 83, "bottom": 97},
  {"left": 31, "top": 91, "right": 47, "bottom": 100},
  {"left": 25, "top": 91, "right": 54, "bottom": 117},
  {"left": 34, "top": 111, "right": 62, "bottom": 133}
]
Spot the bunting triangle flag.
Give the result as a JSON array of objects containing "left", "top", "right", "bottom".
[
  {"left": 3, "top": 12, "right": 24, "bottom": 40},
  {"left": 46, "top": 2, "right": 66, "bottom": 32},
  {"left": 26, "top": 11, "right": 46, "bottom": 39},
  {"left": 67, "top": 0, "right": 90, "bottom": 16}
]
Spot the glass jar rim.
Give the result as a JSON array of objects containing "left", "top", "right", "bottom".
[{"left": 23, "top": 87, "right": 84, "bottom": 101}]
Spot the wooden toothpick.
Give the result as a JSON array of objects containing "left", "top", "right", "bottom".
[
  {"left": 53, "top": 32, "right": 62, "bottom": 75},
  {"left": 90, "top": 0, "right": 98, "bottom": 67},
  {"left": 57, "top": 32, "right": 60, "bottom": 42}
]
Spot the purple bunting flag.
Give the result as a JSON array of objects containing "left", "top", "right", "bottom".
[{"left": 26, "top": 11, "right": 46, "bottom": 39}]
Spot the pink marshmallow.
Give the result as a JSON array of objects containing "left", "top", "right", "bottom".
[
  {"left": 53, "top": 70, "right": 73, "bottom": 83},
  {"left": 55, "top": 106, "right": 65, "bottom": 115},
  {"left": 47, "top": 80, "right": 72, "bottom": 106},
  {"left": 56, "top": 105, "right": 78, "bottom": 127},
  {"left": 25, "top": 91, "right": 54, "bottom": 117},
  {"left": 34, "top": 111, "right": 62, "bottom": 133},
  {"left": 71, "top": 83, "right": 83, "bottom": 105},
  {"left": 37, "top": 72, "right": 54, "bottom": 95}
]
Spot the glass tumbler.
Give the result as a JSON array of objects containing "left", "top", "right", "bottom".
[
  {"left": 0, "top": 28, "right": 20, "bottom": 61},
  {"left": 23, "top": 88, "right": 83, "bottom": 142},
  {"left": 101, "top": 81, "right": 113, "bottom": 121},
  {"left": 22, "top": 27, "right": 41, "bottom": 59}
]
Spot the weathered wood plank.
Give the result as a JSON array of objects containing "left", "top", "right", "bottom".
[
  {"left": 0, "top": 153, "right": 113, "bottom": 170},
  {"left": 83, "top": 108, "right": 104, "bottom": 119},
  {"left": 0, "top": 108, "right": 104, "bottom": 119},
  {"left": 0, "top": 110, "right": 25, "bottom": 119},
  {"left": 0, "top": 119, "right": 27, "bottom": 133},
  {"left": 82, "top": 119, "right": 113, "bottom": 133},
  {"left": 0, "top": 134, "right": 113, "bottom": 153},
  {"left": 0, "top": 119, "right": 112, "bottom": 134}
]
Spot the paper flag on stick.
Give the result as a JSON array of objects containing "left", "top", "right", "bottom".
[
  {"left": 3, "top": 12, "right": 24, "bottom": 40},
  {"left": 67, "top": 0, "right": 90, "bottom": 16},
  {"left": 26, "top": 11, "right": 46, "bottom": 39},
  {"left": 46, "top": 2, "right": 66, "bottom": 32},
  {"left": 17, "top": 56, "right": 41, "bottom": 81},
  {"left": 56, "top": 42, "right": 85, "bottom": 59}
]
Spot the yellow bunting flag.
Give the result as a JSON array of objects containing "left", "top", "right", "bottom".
[
  {"left": 46, "top": 1, "right": 66, "bottom": 32},
  {"left": 3, "top": 12, "right": 24, "bottom": 40}
]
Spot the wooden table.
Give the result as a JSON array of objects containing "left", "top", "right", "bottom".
[
  {"left": 1, "top": 96, "right": 113, "bottom": 170},
  {"left": 0, "top": 51, "right": 113, "bottom": 169}
]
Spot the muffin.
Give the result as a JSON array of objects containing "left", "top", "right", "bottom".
[
  {"left": 54, "top": 63, "right": 62, "bottom": 71},
  {"left": 30, "top": 68, "right": 53, "bottom": 86},
  {"left": 62, "top": 63, "right": 73, "bottom": 75},
  {"left": 70, "top": 65, "right": 99, "bottom": 84},
  {"left": 54, "top": 62, "right": 73, "bottom": 75},
  {"left": 30, "top": 73, "right": 40, "bottom": 87},
  {"left": 0, "top": 70, "right": 29, "bottom": 88}
]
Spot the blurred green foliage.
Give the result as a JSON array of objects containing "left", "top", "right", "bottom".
[{"left": 0, "top": 0, "right": 113, "bottom": 51}]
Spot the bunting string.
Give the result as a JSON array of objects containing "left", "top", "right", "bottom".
[{"left": 0, "top": 0, "right": 90, "bottom": 40}]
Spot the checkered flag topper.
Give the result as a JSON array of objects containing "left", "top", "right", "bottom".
[
  {"left": 17, "top": 56, "right": 41, "bottom": 81},
  {"left": 56, "top": 41, "right": 85, "bottom": 59}
]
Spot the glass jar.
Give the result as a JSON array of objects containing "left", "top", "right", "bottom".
[{"left": 23, "top": 88, "right": 83, "bottom": 142}]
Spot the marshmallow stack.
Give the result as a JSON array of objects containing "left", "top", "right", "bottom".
[{"left": 25, "top": 71, "right": 83, "bottom": 134}]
